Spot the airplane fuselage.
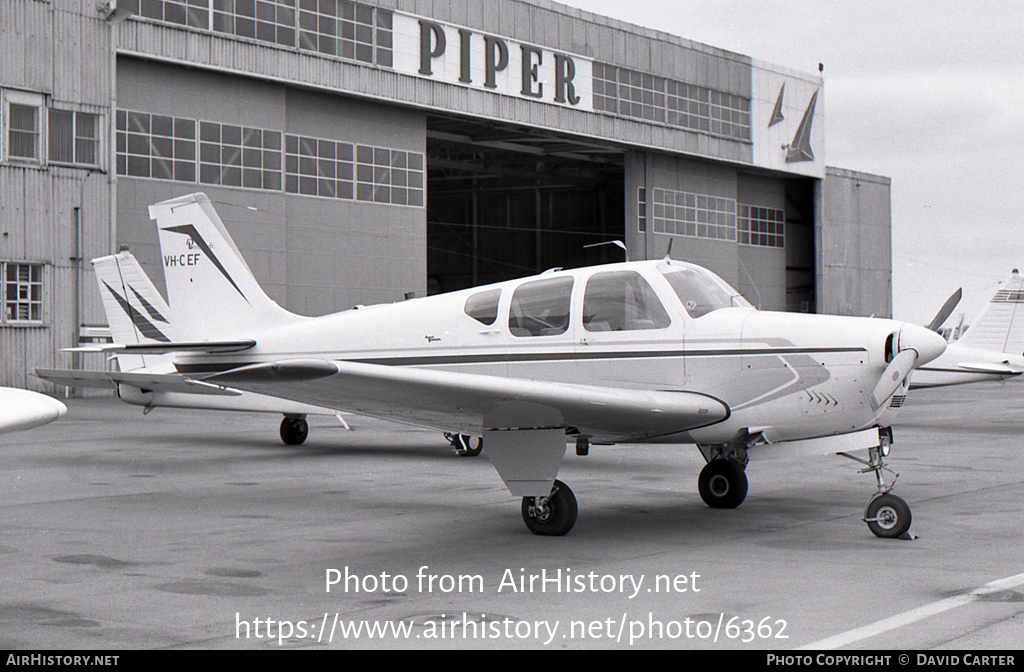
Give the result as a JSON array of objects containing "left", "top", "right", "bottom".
[{"left": 170, "top": 260, "right": 942, "bottom": 447}]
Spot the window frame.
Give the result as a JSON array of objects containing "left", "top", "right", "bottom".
[
  {"left": 2, "top": 261, "right": 46, "bottom": 326},
  {"left": 3, "top": 90, "right": 46, "bottom": 165},
  {"left": 48, "top": 107, "right": 103, "bottom": 169}
]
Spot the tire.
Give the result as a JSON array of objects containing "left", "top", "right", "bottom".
[
  {"left": 698, "top": 459, "right": 748, "bottom": 509},
  {"left": 455, "top": 434, "right": 483, "bottom": 457},
  {"left": 280, "top": 417, "right": 308, "bottom": 445},
  {"left": 865, "top": 493, "right": 912, "bottom": 538},
  {"left": 521, "top": 480, "right": 578, "bottom": 536}
]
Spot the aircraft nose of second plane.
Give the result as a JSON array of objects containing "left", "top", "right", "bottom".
[{"left": 899, "top": 323, "right": 947, "bottom": 366}]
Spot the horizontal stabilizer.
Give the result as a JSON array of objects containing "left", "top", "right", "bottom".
[
  {"left": 63, "top": 339, "right": 256, "bottom": 354},
  {"left": 205, "top": 359, "right": 730, "bottom": 440},
  {"left": 34, "top": 368, "right": 240, "bottom": 396}
]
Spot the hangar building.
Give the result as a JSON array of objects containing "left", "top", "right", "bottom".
[{"left": 0, "top": 0, "right": 891, "bottom": 390}]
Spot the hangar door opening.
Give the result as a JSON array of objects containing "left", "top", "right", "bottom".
[{"left": 426, "top": 114, "right": 625, "bottom": 294}]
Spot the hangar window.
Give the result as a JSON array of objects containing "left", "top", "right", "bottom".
[
  {"left": 297, "top": 0, "right": 391, "bottom": 66},
  {"left": 199, "top": 122, "right": 282, "bottom": 190},
  {"left": 593, "top": 63, "right": 750, "bottom": 142},
  {"left": 355, "top": 146, "right": 424, "bottom": 207},
  {"left": 738, "top": 205, "right": 785, "bottom": 249},
  {"left": 2, "top": 262, "right": 43, "bottom": 324},
  {"left": 3, "top": 91, "right": 45, "bottom": 164},
  {"left": 508, "top": 277, "right": 574, "bottom": 337},
  {"left": 652, "top": 188, "right": 736, "bottom": 242},
  {"left": 285, "top": 134, "right": 354, "bottom": 199},
  {"left": 49, "top": 110, "right": 100, "bottom": 167},
  {"left": 583, "top": 271, "right": 670, "bottom": 332},
  {"left": 464, "top": 289, "right": 501, "bottom": 326},
  {"left": 127, "top": 0, "right": 209, "bottom": 28},
  {"left": 117, "top": 110, "right": 197, "bottom": 182}
]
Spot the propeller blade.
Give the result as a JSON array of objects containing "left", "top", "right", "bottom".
[
  {"left": 926, "top": 288, "right": 962, "bottom": 332},
  {"left": 871, "top": 349, "right": 919, "bottom": 409}
]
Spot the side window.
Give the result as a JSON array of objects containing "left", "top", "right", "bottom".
[
  {"left": 508, "top": 276, "right": 574, "bottom": 337},
  {"left": 583, "top": 270, "right": 671, "bottom": 332},
  {"left": 464, "top": 288, "right": 500, "bottom": 325}
]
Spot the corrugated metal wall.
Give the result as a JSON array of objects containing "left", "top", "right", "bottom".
[
  {"left": 0, "top": 0, "right": 114, "bottom": 390},
  {"left": 115, "top": 0, "right": 755, "bottom": 165}
]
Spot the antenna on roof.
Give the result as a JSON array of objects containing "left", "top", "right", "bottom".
[{"left": 583, "top": 240, "right": 628, "bottom": 261}]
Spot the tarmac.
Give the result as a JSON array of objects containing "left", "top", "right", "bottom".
[{"left": 1, "top": 381, "right": 1022, "bottom": 650}]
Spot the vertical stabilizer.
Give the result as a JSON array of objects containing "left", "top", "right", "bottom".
[
  {"left": 93, "top": 251, "right": 176, "bottom": 372},
  {"left": 149, "top": 193, "right": 302, "bottom": 341},
  {"left": 959, "top": 270, "right": 1024, "bottom": 354}
]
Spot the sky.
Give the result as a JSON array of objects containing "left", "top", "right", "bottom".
[{"left": 557, "top": 0, "right": 1024, "bottom": 325}]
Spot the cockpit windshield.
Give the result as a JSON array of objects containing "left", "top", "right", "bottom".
[{"left": 657, "top": 262, "right": 751, "bottom": 318}]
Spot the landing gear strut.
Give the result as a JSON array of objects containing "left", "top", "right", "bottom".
[
  {"left": 521, "top": 479, "right": 577, "bottom": 536},
  {"left": 280, "top": 415, "right": 308, "bottom": 445},
  {"left": 840, "top": 429, "right": 912, "bottom": 539}
]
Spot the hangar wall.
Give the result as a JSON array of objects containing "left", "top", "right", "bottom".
[
  {"left": 820, "top": 167, "right": 892, "bottom": 318},
  {"left": 115, "top": 58, "right": 427, "bottom": 314},
  {"left": 0, "top": 0, "right": 891, "bottom": 390}
]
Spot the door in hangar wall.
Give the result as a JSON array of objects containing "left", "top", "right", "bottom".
[{"left": 425, "top": 115, "right": 626, "bottom": 294}]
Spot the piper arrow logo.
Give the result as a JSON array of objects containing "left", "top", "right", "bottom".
[{"left": 163, "top": 224, "right": 249, "bottom": 303}]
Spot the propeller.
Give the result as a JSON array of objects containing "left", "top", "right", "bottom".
[
  {"left": 870, "top": 349, "right": 918, "bottom": 409},
  {"left": 870, "top": 324, "right": 949, "bottom": 409},
  {"left": 926, "top": 288, "right": 962, "bottom": 332}
]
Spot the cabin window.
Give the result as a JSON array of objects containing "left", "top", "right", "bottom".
[
  {"left": 508, "top": 276, "right": 573, "bottom": 337},
  {"left": 464, "top": 289, "right": 500, "bottom": 325},
  {"left": 659, "top": 264, "right": 746, "bottom": 318},
  {"left": 583, "top": 271, "right": 670, "bottom": 332}
]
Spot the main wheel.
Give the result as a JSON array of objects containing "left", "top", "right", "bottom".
[
  {"left": 865, "top": 493, "right": 912, "bottom": 538},
  {"left": 280, "top": 416, "right": 309, "bottom": 445},
  {"left": 453, "top": 434, "right": 483, "bottom": 457},
  {"left": 698, "top": 459, "right": 748, "bottom": 509},
  {"left": 521, "top": 480, "right": 578, "bottom": 536}
]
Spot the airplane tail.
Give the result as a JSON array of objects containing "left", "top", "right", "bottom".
[
  {"left": 149, "top": 193, "right": 303, "bottom": 341},
  {"left": 958, "top": 270, "right": 1024, "bottom": 354},
  {"left": 93, "top": 251, "right": 176, "bottom": 372}
]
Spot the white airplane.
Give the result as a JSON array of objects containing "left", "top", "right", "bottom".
[
  {"left": 911, "top": 270, "right": 1024, "bottom": 388},
  {"left": 72, "top": 193, "right": 949, "bottom": 538},
  {"left": 0, "top": 387, "right": 67, "bottom": 435},
  {"left": 35, "top": 251, "right": 339, "bottom": 445}
]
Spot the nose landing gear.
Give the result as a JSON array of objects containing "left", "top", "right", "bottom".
[{"left": 839, "top": 428, "right": 913, "bottom": 539}]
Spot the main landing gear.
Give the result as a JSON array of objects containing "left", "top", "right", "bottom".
[
  {"left": 521, "top": 480, "right": 578, "bottom": 536},
  {"left": 840, "top": 428, "right": 912, "bottom": 539},
  {"left": 444, "top": 433, "right": 483, "bottom": 457},
  {"left": 696, "top": 439, "right": 750, "bottom": 509},
  {"left": 280, "top": 415, "right": 309, "bottom": 445},
  {"left": 698, "top": 459, "right": 749, "bottom": 509}
]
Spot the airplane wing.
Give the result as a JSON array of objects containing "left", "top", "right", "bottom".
[
  {"left": 205, "top": 359, "right": 730, "bottom": 441},
  {"left": 34, "top": 368, "right": 240, "bottom": 396},
  {"left": 954, "top": 362, "right": 1024, "bottom": 375},
  {"left": 0, "top": 388, "right": 67, "bottom": 434}
]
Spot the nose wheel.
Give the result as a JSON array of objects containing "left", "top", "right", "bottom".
[{"left": 865, "top": 492, "right": 912, "bottom": 538}]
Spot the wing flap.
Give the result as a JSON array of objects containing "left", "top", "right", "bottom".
[{"left": 206, "top": 359, "right": 729, "bottom": 440}]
